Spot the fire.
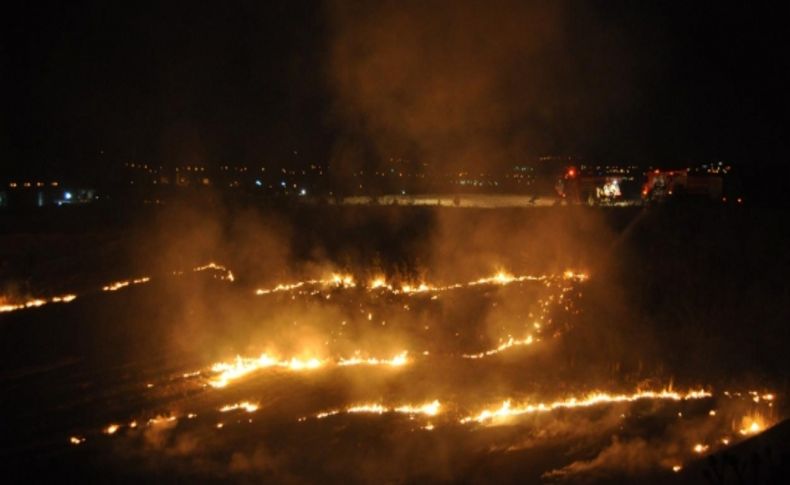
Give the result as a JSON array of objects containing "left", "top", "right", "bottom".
[
  {"left": 399, "top": 283, "right": 435, "bottom": 294},
  {"left": 104, "top": 424, "right": 120, "bottom": 435},
  {"left": 254, "top": 272, "right": 358, "bottom": 295},
  {"left": 69, "top": 436, "right": 86, "bottom": 445},
  {"left": 219, "top": 401, "right": 259, "bottom": 413},
  {"left": 208, "top": 354, "right": 328, "bottom": 388},
  {"left": 4, "top": 261, "right": 240, "bottom": 315},
  {"left": 147, "top": 415, "right": 177, "bottom": 426},
  {"left": 286, "top": 357, "right": 324, "bottom": 371},
  {"left": 193, "top": 262, "right": 235, "bottom": 281},
  {"left": 103, "top": 276, "right": 150, "bottom": 292},
  {"left": 693, "top": 443, "right": 709, "bottom": 454},
  {"left": 369, "top": 277, "right": 391, "bottom": 290},
  {"left": 330, "top": 273, "right": 356, "bottom": 287},
  {"left": 460, "top": 389, "right": 712, "bottom": 424},
  {"left": 394, "top": 400, "right": 441, "bottom": 416},
  {"left": 338, "top": 351, "right": 409, "bottom": 367},
  {"left": 738, "top": 414, "right": 768, "bottom": 436},
  {"left": 463, "top": 335, "right": 535, "bottom": 359},
  {"left": 208, "top": 351, "right": 410, "bottom": 388},
  {"left": 256, "top": 282, "right": 309, "bottom": 295},
  {"left": 310, "top": 400, "right": 441, "bottom": 420},
  {"left": 347, "top": 404, "right": 387, "bottom": 414},
  {"left": 251, "top": 268, "right": 584, "bottom": 298},
  {"left": 748, "top": 391, "right": 776, "bottom": 403},
  {"left": 469, "top": 270, "right": 518, "bottom": 286},
  {"left": 316, "top": 410, "right": 340, "bottom": 419},
  {"left": 102, "top": 281, "right": 130, "bottom": 292},
  {"left": 563, "top": 270, "right": 588, "bottom": 281},
  {"left": 209, "top": 354, "right": 286, "bottom": 388},
  {"left": 1, "top": 294, "right": 77, "bottom": 313}
]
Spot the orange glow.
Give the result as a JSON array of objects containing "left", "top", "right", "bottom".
[
  {"left": 460, "top": 389, "right": 712, "bottom": 424},
  {"left": 309, "top": 400, "right": 441, "bottom": 420},
  {"left": 219, "top": 401, "right": 259, "bottom": 413},
  {"left": 739, "top": 414, "right": 768, "bottom": 436}
]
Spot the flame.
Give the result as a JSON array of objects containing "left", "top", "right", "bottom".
[
  {"left": 208, "top": 350, "right": 412, "bottom": 388},
  {"left": 1, "top": 294, "right": 77, "bottom": 313},
  {"left": 470, "top": 270, "right": 517, "bottom": 286},
  {"left": 310, "top": 400, "right": 441, "bottom": 420},
  {"left": 347, "top": 404, "right": 387, "bottom": 414},
  {"left": 193, "top": 262, "right": 235, "bottom": 281},
  {"left": 254, "top": 272, "right": 357, "bottom": 295},
  {"left": 286, "top": 357, "right": 324, "bottom": 371},
  {"left": 399, "top": 283, "right": 435, "bottom": 294},
  {"left": 748, "top": 391, "right": 776, "bottom": 403},
  {"left": 69, "top": 436, "right": 86, "bottom": 445},
  {"left": 3, "top": 261, "right": 234, "bottom": 315},
  {"left": 147, "top": 415, "right": 177, "bottom": 426},
  {"left": 460, "top": 389, "right": 712, "bottom": 424},
  {"left": 369, "top": 277, "right": 391, "bottom": 290},
  {"left": 693, "top": 443, "right": 709, "bottom": 454},
  {"left": 563, "top": 270, "right": 589, "bottom": 281},
  {"left": 463, "top": 335, "right": 535, "bottom": 359},
  {"left": 103, "top": 276, "right": 150, "bottom": 292},
  {"left": 330, "top": 273, "right": 356, "bottom": 287},
  {"left": 208, "top": 354, "right": 328, "bottom": 388},
  {"left": 102, "top": 281, "right": 130, "bottom": 292},
  {"left": 208, "top": 354, "right": 284, "bottom": 388},
  {"left": 251, "top": 268, "right": 585, "bottom": 298},
  {"left": 316, "top": 410, "right": 340, "bottom": 419},
  {"left": 738, "top": 414, "right": 768, "bottom": 435},
  {"left": 338, "top": 351, "right": 409, "bottom": 367},
  {"left": 394, "top": 400, "right": 441, "bottom": 416},
  {"left": 219, "top": 401, "right": 259, "bottom": 413},
  {"left": 104, "top": 424, "right": 120, "bottom": 435}
]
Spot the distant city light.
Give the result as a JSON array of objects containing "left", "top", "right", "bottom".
[
  {"left": 64, "top": 191, "right": 72, "bottom": 200},
  {"left": 255, "top": 179, "right": 262, "bottom": 187},
  {"left": 280, "top": 181, "right": 286, "bottom": 188},
  {"left": 299, "top": 188, "right": 307, "bottom": 196}
]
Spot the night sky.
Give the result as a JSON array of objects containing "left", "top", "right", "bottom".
[{"left": 2, "top": 1, "right": 788, "bottom": 178}]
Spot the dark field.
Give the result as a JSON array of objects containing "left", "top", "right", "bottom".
[{"left": 1, "top": 201, "right": 788, "bottom": 483}]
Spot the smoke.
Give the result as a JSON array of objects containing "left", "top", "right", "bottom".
[
  {"left": 325, "top": 0, "right": 636, "bottom": 185},
  {"left": 228, "top": 446, "right": 280, "bottom": 474},
  {"left": 326, "top": 0, "right": 558, "bottom": 181},
  {"left": 543, "top": 436, "right": 665, "bottom": 482}
]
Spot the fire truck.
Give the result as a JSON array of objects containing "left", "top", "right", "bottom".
[
  {"left": 641, "top": 170, "right": 723, "bottom": 202},
  {"left": 554, "top": 167, "right": 629, "bottom": 205}
]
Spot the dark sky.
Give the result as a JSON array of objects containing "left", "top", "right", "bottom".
[{"left": 2, "top": 1, "right": 788, "bottom": 178}]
